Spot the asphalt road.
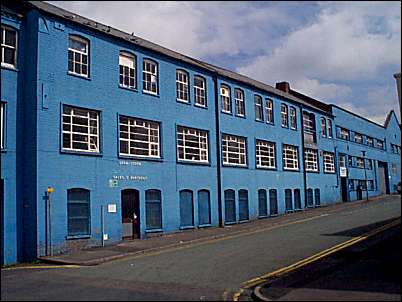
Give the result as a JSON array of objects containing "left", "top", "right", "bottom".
[{"left": 2, "top": 195, "right": 401, "bottom": 301}]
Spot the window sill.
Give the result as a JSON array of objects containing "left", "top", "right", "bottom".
[
  {"left": 239, "top": 220, "right": 250, "bottom": 224},
  {"left": 177, "top": 160, "right": 211, "bottom": 167},
  {"left": 60, "top": 149, "right": 103, "bottom": 157},
  {"left": 194, "top": 103, "right": 208, "bottom": 110},
  {"left": 145, "top": 228, "right": 163, "bottom": 233},
  {"left": 235, "top": 114, "right": 246, "bottom": 119},
  {"left": 67, "top": 71, "right": 91, "bottom": 81},
  {"left": 179, "top": 226, "right": 195, "bottom": 230},
  {"left": 283, "top": 168, "right": 300, "bottom": 172},
  {"left": 1, "top": 64, "right": 18, "bottom": 72},
  {"left": 290, "top": 127, "right": 298, "bottom": 131},
  {"left": 221, "top": 111, "right": 233, "bottom": 116},
  {"left": 222, "top": 164, "right": 248, "bottom": 169},
  {"left": 306, "top": 170, "right": 320, "bottom": 174},
  {"left": 255, "top": 119, "right": 264, "bottom": 123},
  {"left": 177, "top": 99, "right": 191, "bottom": 105},
  {"left": 118, "top": 154, "right": 163, "bottom": 162},
  {"left": 256, "top": 166, "right": 277, "bottom": 171},
  {"left": 224, "top": 221, "right": 237, "bottom": 225},
  {"left": 198, "top": 224, "right": 212, "bottom": 228},
  {"left": 142, "top": 90, "right": 159, "bottom": 98},
  {"left": 258, "top": 215, "right": 268, "bottom": 219},
  {"left": 266, "top": 122, "right": 275, "bottom": 126},
  {"left": 118, "top": 85, "right": 138, "bottom": 92},
  {"left": 323, "top": 171, "right": 336, "bottom": 174},
  {"left": 66, "top": 235, "right": 91, "bottom": 240}
]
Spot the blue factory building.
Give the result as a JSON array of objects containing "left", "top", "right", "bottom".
[{"left": 1, "top": 2, "right": 400, "bottom": 265}]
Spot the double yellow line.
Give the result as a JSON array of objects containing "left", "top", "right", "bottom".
[{"left": 232, "top": 217, "right": 401, "bottom": 301}]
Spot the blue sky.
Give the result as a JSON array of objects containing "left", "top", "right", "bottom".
[{"left": 50, "top": 1, "right": 401, "bottom": 124}]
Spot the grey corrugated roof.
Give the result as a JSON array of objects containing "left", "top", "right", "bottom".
[{"left": 24, "top": 1, "right": 330, "bottom": 114}]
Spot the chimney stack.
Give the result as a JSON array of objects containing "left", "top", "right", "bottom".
[{"left": 276, "top": 82, "right": 290, "bottom": 93}]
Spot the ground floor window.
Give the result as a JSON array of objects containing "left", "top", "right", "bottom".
[
  {"left": 285, "top": 189, "right": 293, "bottom": 212},
  {"left": 67, "top": 188, "right": 90, "bottom": 236},
  {"left": 145, "top": 189, "right": 162, "bottom": 230},
  {"left": 307, "top": 188, "right": 314, "bottom": 207},
  {"left": 258, "top": 189, "right": 268, "bottom": 217},
  {"left": 238, "top": 189, "right": 249, "bottom": 221},
  {"left": 198, "top": 190, "right": 211, "bottom": 225},
  {"left": 224, "top": 189, "right": 236, "bottom": 223},
  {"left": 294, "top": 189, "right": 302, "bottom": 210},
  {"left": 180, "top": 190, "right": 194, "bottom": 227},
  {"left": 314, "top": 189, "right": 321, "bottom": 206},
  {"left": 269, "top": 189, "right": 278, "bottom": 216}
]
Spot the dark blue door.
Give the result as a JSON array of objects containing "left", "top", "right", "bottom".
[
  {"left": 314, "top": 189, "right": 321, "bottom": 206},
  {"left": 307, "top": 188, "right": 314, "bottom": 207},
  {"left": 285, "top": 189, "right": 293, "bottom": 212},
  {"left": 224, "top": 190, "right": 236, "bottom": 223},
  {"left": 198, "top": 190, "right": 211, "bottom": 226},
  {"left": 269, "top": 189, "right": 278, "bottom": 216},
  {"left": 238, "top": 189, "right": 249, "bottom": 221},
  {"left": 258, "top": 189, "right": 268, "bottom": 217},
  {"left": 180, "top": 190, "right": 194, "bottom": 227},
  {"left": 294, "top": 189, "right": 302, "bottom": 210}
]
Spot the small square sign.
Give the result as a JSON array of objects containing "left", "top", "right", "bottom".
[{"left": 108, "top": 204, "right": 117, "bottom": 213}]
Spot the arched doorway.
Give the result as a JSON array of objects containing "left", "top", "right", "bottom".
[{"left": 121, "top": 189, "right": 140, "bottom": 239}]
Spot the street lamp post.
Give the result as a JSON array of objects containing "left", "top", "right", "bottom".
[{"left": 362, "top": 151, "right": 369, "bottom": 202}]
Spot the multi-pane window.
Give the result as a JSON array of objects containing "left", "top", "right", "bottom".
[
  {"left": 119, "top": 52, "right": 136, "bottom": 89},
  {"left": 68, "top": 35, "right": 89, "bottom": 77},
  {"left": 221, "top": 85, "right": 231, "bottom": 113},
  {"left": 321, "top": 117, "right": 327, "bottom": 137},
  {"left": 67, "top": 188, "right": 90, "bottom": 236},
  {"left": 290, "top": 107, "right": 297, "bottom": 129},
  {"left": 391, "top": 144, "right": 401, "bottom": 154},
  {"left": 282, "top": 144, "right": 299, "bottom": 170},
  {"left": 235, "top": 89, "right": 245, "bottom": 117},
  {"left": 143, "top": 59, "right": 158, "bottom": 94},
  {"left": 177, "top": 126, "right": 209, "bottom": 163},
  {"left": 366, "top": 136, "right": 373, "bottom": 147},
  {"left": 1, "top": 26, "right": 17, "bottom": 68},
  {"left": 176, "top": 70, "right": 189, "bottom": 102},
  {"left": 392, "top": 162, "right": 398, "bottom": 176},
  {"left": 265, "top": 99, "right": 273, "bottom": 124},
  {"left": 356, "top": 157, "right": 364, "bottom": 168},
  {"left": 119, "top": 116, "right": 160, "bottom": 158},
  {"left": 194, "top": 76, "right": 206, "bottom": 107},
  {"left": 303, "top": 112, "right": 315, "bottom": 133},
  {"left": 367, "top": 180, "right": 374, "bottom": 190},
  {"left": 366, "top": 159, "right": 373, "bottom": 170},
  {"left": 304, "top": 148, "right": 318, "bottom": 172},
  {"left": 327, "top": 119, "right": 333, "bottom": 138},
  {"left": 281, "top": 104, "right": 288, "bottom": 128},
  {"left": 354, "top": 132, "right": 362, "bottom": 144},
  {"left": 339, "top": 154, "right": 346, "bottom": 168},
  {"left": 222, "top": 134, "right": 246, "bottom": 166},
  {"left": 254, "top": 95, "right": 263, "bottom": 121},
  {"left": 323, "top": 152, "right": 335, "bottom": 173},
  {"left": 339, "top": 128, "right": 350, "bottom": 140},
  {"left": 376, "top": 139, "right": 384, "bottom": 150},
  {"left": 62, "top": 106, "right": 99, "bottom": 153},
  {"left": 256, "top": 140, "right": 276, "bottom": 169},
  {"left": 0, "top": 102, "right": 4, "bottom": 149},
  {"left": 145, "top": 189, "right": 162, "bottom": 230}
]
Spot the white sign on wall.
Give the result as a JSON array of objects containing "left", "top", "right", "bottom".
[
  {"left": 108, "top": 204, "right": 117, "bottom": 213},
  {"left": 340, "top": 167, "right": 348, "bottom": 177}
]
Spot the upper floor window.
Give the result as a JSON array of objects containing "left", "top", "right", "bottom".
[
  {"left": 339, "top": 128, "right": 350, "bottom": 140},
  {"left": 354, "top": 132, "right": 362, "bottom": 144},
  {"left": 62, "top": 105, "right": 99, "bottom": 153},
  {"left": 194, "top": 76, "right": 206, "bottom": 107},
  {"left": 366, "top": 136, "right": 373, "bottom": 147},
  {"left": 366, "top": 159, "right": 373, "bottom": 170},
  {"left": 265, "top": 99, "right": 274, "bottom": 124},
  {"left": 119, "top": 116, "right": 160, "bottom": 158},
  {"left": 143, "top": 59, "right": 158, "bottom": 94},
  {"left": 177, "top": 126, "right": 209, "bottom": 163},
  {"left": 68, "top": 35, "right": 89, "bottom": 77},
  {"left": 327, "top": 119, "right": 333, "bottom": 138},
  {"left": 323, "top": 152, "right": 335, "bottom": 173},
  {"left": 254, "top": 95, "right": 263, "bottom": 121},
  {"left": 281, "top": 104, "right": 288, "bottom": 128},
  {"left": 290, "top": 107, "right": 297, "bottom": 129},
  {"left": 303, "top": 111, "right": 316, "bottom": 144},
  {"left": 119, "top": 52, "right": 136, "bottom": 89},
  {"left": 356, "top": 157, "right": 364, "bottom": 168},
  {"left": 282, "top": 144, "right": 299, "bottom": 171},
  {"left": 321, "top": 117, "right": 327, "bottom": 137},
  {"left": 304, "top": 148, "right": 318, "bottom": 172},
  {"left": 1, "top": 26, "right": 17, "bottom": 68},
  {"left": 256, "top": 140, "right": 276, "bottom": 169},
  {"left": 0, "top": 102, "right": 4, "bottom": 149},
  {"left": 339, "top": 154, "right": 346, "bottom": 168},
  {"left": 235, "top": 89, "right": 245, "bottom": 117},
  {"left": 221, "top": 85, "right": 231, "bottom": 113},
  {"left": 222, "top": 134, "right": 246, "bottom": 166},
  {"left": 376, "top": 139, "right": 384, "bottom": 150},
  {"left": 176, "top": 70, "right": 189, "bottom": 102}
]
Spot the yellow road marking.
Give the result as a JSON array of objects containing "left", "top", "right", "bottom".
[
  {"left": 2, "top": 265, "right": 81, "bottom": 271},
  {"left": 232, "top": 217, "right": 401, "bottom": 301}
]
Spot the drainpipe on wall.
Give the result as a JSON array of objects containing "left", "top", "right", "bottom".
[
  {"left": 213, "top": 72, "right": 223, "bottom": 227},
  {"left": 298, "top": 105, "right": 308, "bottom": 209}
]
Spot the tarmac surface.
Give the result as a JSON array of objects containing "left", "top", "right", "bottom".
[{"left": 2, "top": 195, "right": 401, "bottom": 301}]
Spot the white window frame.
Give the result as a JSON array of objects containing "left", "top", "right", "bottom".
[
  {"left": 282, "top": 144, "right": 299, "bottom": 171},
  {"left": 281, "top": 104, "right": 288, "bottom": 128},
  {"left": 194, "top": 76, "right": 206, "bottom": 107},
  {"left": 143, "top": 59, "right": 158, "bottom": 94},
  {"left": 1, "top": 25, "right": 17, "bottom": 68},
  {"left": 222, "top": 134, "right": 247, "bottom": 166},
  {"left": 323, "top": 151, "right": 335, "bottom": 173},
  {"left": 62, "top": 105, "right": 99, "bottom": 153},
  {"left": 265, "top": 99, "right": 273, "bottom": 124},
  {"left": 235, "top": 89, "right": 245, "bottom": 117},
  {"left": 119, "top": 116, "right": 160, "bottom": 158},
  {"left": 356, "top": 157, "right": 364, "bottom": 168},
  {"left": 376, "top": 139, "right": 384, "bottom": 149},
  {"left": 254, "top": 95, "right": 263, "bottom": 121},
  {"left": 304, "top": 148, "right": 318, "bottom": 172},
  {"left": 119, "top": 52, "right": 136, "bottom": 89},
  {"left": 327, "top": 119, "right": 332, "bottom": 138},
  {"left": 366, "top": 136, "right": 373, "bottom": 147},
  {"left": 354, "top": 132, "right": 362, "bottom": 144},
  {"left": 221, "top": 85, "right": 231, "bottom": 113},
  {"left": 0, "top": 102, "right": 5, "bottom": 149},
  {"left": 68, "top": 35, "right": 89, "bottom": 77},
  {"left": 321, "top": 117, "right": 327, "bottom": 137},
  {"left": 176, "top": 70, "right": 189, "bottom": 102},
  {"left": 177, "top": 126, "right": 209, "bottom": 163},
  {"left": 340, "top": 128, "right": 350, "bottom": 140},
  {"left": 290, "top": 107, "right": 297, "bottom": 129},
  {"left": 256, "top": 140, "right": 276, "bottom": 169}
]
